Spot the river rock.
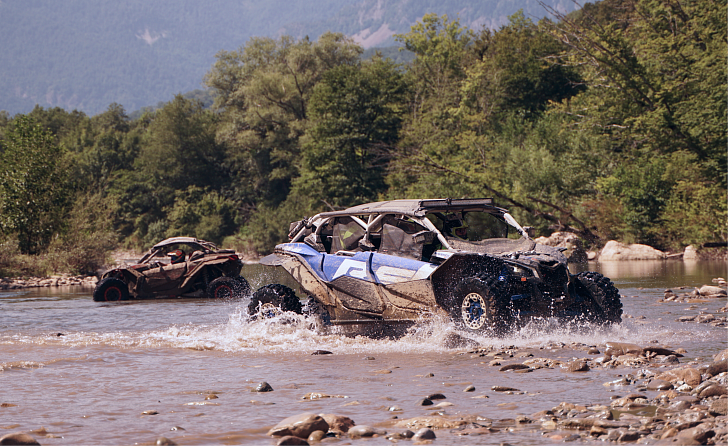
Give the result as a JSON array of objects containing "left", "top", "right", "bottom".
[
  {"left": 307, "top": 431, "right": 325, "bottom": 442},
  {"left": 699, "top": 384, "right": 727, "bottom": 398},
  {"left": 319, "top": 414, "right": 355, "bottom": 434},
  {"left": 599, "top": 240, "right": 665, "bottom": 261},
  {"left": 156, "top": 437, "right": 176, "bottom": 446},
  {"left": 464, "top": 385, "right": 475, "bottom": 392},
  {"left": 647, "top": 379, "right": 673, "bottom": 391},
  {"left": 347, "top": 425, "right": 384, "bottom": 438},
  {"left": 492, "top": 386, "right": 520, "bottom": 392},
  {"left": 709, "top": 399, "right": 727, "bottom": 416},
  {"left": 394, "top": 416, "right": 468, "bottom": 430},
  {"left": 697, "top": 285, "right": 727, "bottom": 297},
  {"left": 426, "top": 393, "right": 446, "bottom": 400},
  {"left": 706, "top": 360, "right": 728, "bottom": 377},
  {"left": 268, "top": 413, "right": 329, "bottom": 439},
  {"left": 566, "top": 359, "right": 589, "bottom": 372},
  {"left": 0, "top": 433, "right": 40, "bottom": 445},
  {"left": 604, "top": 342, "right": 643, "bottom": 357},
  {"left": 412, "top": 428, "right": 436, "bottom": 441},
  {"left": 683, "top": 245, "right": 699, "bottom": 261},
  {"left": 534, "top": 232, "right": 587, "bottom": 263},
  {"left": 255, "top": 382, "right": 273, "bottom": 392},
  {"left": 276, "top": 436, "right": 309, "bottom": 445},
  {"left": 657, "top": 368, "right": 702, "bottom": 386},
  {"left": 715, "top": 349, "right": 728, "bottom": 362},
  {"left": 499, "top": 363, "right": 530, "bottom": 372}
]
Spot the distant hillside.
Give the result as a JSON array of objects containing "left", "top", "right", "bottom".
[{"left": 0, "top": 0, "right": 578, "bottom": 116}]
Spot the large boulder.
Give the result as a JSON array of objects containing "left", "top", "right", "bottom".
[
  {"left": 534, "top": 232, "right": 587, "bottom": 263},
  {"left": 599, "top": 240, "right": 665, "bottom": 261},
  {"left": 267, "top": 413, "right": 329, "bottom": 439},
  {"left": 697, "top": 285, "right": 727, "bottom": 298},
  {"left": 683, "top": 245, "right": 699, "bottom": 261}
]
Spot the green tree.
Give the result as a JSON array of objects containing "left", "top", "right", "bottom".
[
  {"left": 292, "top": 56, "right": 409, "bottom": 210},
  {"left": 0, "top": 116, "right": 70, "bottom": 254},
  {"left": 205, "top": 32, "right": 363, "bottom": 209}
]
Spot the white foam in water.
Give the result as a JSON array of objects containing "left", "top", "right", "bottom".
[{"left": 19, "top": 300, "right": 709, "bottom": 355}]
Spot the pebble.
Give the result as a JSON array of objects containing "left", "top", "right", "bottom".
[
  {"left": 142, "top": 410, "right": 158, "bottom": 415},
  {"left": 416, "top": 398, "right": 433, "bottom": 406},
  {"left": 311, "top": 350, "right": 332, "bottom": 355},
  {"left": 268, "top": 413, "right": 328, "bottom": 439},
  {"left": 156, "top": 437, "right": 177, "bottom": 446},
  {"left": 255, "top": 382, "right": 274, "bottom": 392},
  {"left": 426, "top": 393, "right": 446, "bottom": 400},
  {"left": 464, "top": 385, "right": 475, "bottom": 392},
  {"left": 348, "top": 425, "right": 385, "bottom": 438},
  {"left": 412, "top": 428, "right": 436, "bottom": 441}
]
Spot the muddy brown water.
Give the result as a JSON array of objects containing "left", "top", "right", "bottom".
[{"left": 1, "top": 260, "right": 726, "bottom": 445}]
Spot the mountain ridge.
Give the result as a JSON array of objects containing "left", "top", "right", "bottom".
[{"left": 0, "top": 0, "right": 578, "bottom": 116}]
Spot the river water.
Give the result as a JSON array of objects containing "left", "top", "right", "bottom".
[{"left": 1, "top": 261, "right": 726, "bottom": 445}]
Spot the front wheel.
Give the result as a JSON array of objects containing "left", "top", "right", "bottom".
[
  {"left": 450, "top": 276, "right": 511, "bottom": 335},
  {"left": 93, "top": 277, "right": 130, "bottom": 302},
  {"left": 574, "top": 271, "right": 622, "bottom": 324},
  {"left": 247, "top": 284, "right": 302, "bottom": 318},
  {"left": 206, "top": 276, "right": 249, "bottom": 299}
]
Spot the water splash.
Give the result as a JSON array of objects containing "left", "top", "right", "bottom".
[{"left": 6, "top": 301, "right": 710, "bottom": 355}]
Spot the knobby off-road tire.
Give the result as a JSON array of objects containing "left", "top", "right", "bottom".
[
  {"left": 247, "top": 284, "right": 302, "bottom": 318},
  {"left": 303, "top": 296, "right": 331, "bottom": 326},
  {"left": 575, "top": 271, "right": 622, "bottom": 324},
  {"left": 451, "top": 276, "right": 512, "bottom": 336},
  {"left": 93, "top": 277, "right": 130, "bottom": 302},
  {"left": 206, "top": 276, "right": 251, "bottom": 299}
]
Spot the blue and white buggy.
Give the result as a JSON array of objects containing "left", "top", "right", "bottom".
[{"left": 252, "top": 199, "right": 622, "bottom": 335}]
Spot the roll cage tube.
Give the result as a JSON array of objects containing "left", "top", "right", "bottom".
[{"left": 503, "top": 213, "right": 529, "bottom": 239}]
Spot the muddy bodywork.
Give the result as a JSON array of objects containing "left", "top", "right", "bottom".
[
  {"left": 261, "top": 199, "right": 621, "bottom": 331},
  {"left": 99, "top": 237, "right": 244, "bottom": 299}
]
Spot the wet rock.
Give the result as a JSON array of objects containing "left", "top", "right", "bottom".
[
  {"left": 499, "top": 363, "right": 530, "bottom": 372},
  {"left": 491, "top": 386, "right": 520, "bottom": 392},
  {"left": 657, "top": 368, "right": 702, "bottom": 386},
  {"left": 677, "top": 427, "right": 715, "bottom": 444},
  {"left": 604, "top": 342, "right": 643, "bottom": 357},
  {"left": 463, "top": 385, "right": 475, "bottom": 392},
  {"left": 714, "top": 349, "right": 728, "bottom": 362},
  {"left": 255, "top": 382, "right": 274, "bottom": 392},
  {"left": 204, "top": 394, "right": 218, "bottom": 400},
  {"left": 424, "top": 372, "right": 434, "bottom": 378},
  {"left": 426, "top": 393, "right": 446, "bottom": 400},
  {"left": 363, "top": 356, "right": 375, "bottom": 360},
  {"left": 268, "top": 413, "right": 329, "bottom": 439},
  {"left": 618, "top": 430, "right": 641, "bottom": 442},
  {"left": 307, "top": 431, "right": 326, "bottom": 442},
  {"left": 699, "top": 384, "right": 727, "bottom": 398},
  {"left": 394, "top": 416, "right": 469, "bottom": 430},
  {"left": 655, "top": 355, "right": 680, "bottom": 365},
  {"left": 697, "top": 285, "right": 727, "bottom": 297},
  {"left": 156, "top": 437, "right": 177, "bottom": 446},
  {"left": 566, "top": 360, "right": 589, "bottom": 372},
  {"left": 276, "top": 436, "right": 309, "bottom": 445},
  {"left": 412, "top": 428, "right": 436, "bottom": 441},
  {"left": 311, "top": 350, "right": 332, "bottom": 355},
  {"left": 416, "top": 398, "right": 433, "bottom": 406},
  {"left": 647, "top": 379, "right": 674, "bottom": 391},
  {"left": 348, "top": 425, "right": 385, "bottom": 438},
  {"left": 706, "top": 359, "right": 728, "bottom": 377},
  {"left": 319, "top": 414, "right": 355, "bottom": 434},
  {"left": 709, "top": 399, "right": 727, "bottom": 416},
  {"left": 652, "top": 437, "right": 701, "bottom": 446},
  {"left": 142, "top": 410, "right": 158, "bottom": 415},
  {"left": 301, "top": 392, "right": 347, "bottom": 400},
  {"left": 0, "top": 433, "right": 40, "bottom": 445},
  {"left": 588, "top": 347, "right": 600, "bottom": 355}
]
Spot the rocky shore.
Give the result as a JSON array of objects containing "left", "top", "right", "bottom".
[
  {"left": 260, "top": 344, "right": 728, "bottom": 446},
  {"left": 0, "top": 275, "right": 97, "bottom": 290}
]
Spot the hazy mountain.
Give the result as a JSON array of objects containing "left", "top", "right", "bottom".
[{"left": 0, "top": 0, "right": 578, "bottom": 116}]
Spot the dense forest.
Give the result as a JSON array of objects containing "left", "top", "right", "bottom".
[{"left": 0, "top": 0, "right": 725, "bottom": 276}]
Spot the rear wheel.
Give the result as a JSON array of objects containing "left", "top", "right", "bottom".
[
  {"left": 206, "top": 276, "right": 249, "bottom": 299},
  {"left": 575, "top": 272, "right": 622, "bottom": 324},
  {"left": 451, "top": 276, "right": 511, "bottom": 335},
  {"left": 247, "top": 284, "right": 302, "bottom": 318},
  {"left": 93, "top": 277, "right": 130, "bottom": 302}
]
